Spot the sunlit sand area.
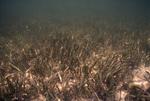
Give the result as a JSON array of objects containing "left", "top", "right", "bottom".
[{"left": 0, "top": 15, "right": 150, "bottom": 101}]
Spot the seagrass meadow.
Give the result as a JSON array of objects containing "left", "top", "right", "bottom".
[{"left": 0, "top": 15, "right": 150, "bottom": 101}]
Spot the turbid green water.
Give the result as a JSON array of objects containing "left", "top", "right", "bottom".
[{"left": 0, "top": 0, "right": 150, "bottom": 30}]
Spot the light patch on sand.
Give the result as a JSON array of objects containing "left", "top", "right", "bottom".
[
  {"left": 115, "top": 90, "right": 128, "bottom": 101},
  {"left": 115, "top": 64, "right": 150, "bottom": 101},
  {"left": 132, "top": 64, "right": 150, "bottom": 91}
]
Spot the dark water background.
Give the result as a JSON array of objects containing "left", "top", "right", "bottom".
[
  {"left": 0, "top": 0, "right": 150, "bottom": 18},
  {"left": 0, "top": 0, "right": 150, "bottom": 37}
]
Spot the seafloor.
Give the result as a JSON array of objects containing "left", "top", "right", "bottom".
[{"left": 0, "top": 16, "right": 150, "bottom": 101}]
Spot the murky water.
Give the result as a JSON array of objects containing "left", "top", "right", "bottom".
[{"left": 0, "top": 0, "right": 150, "bottom": 30}]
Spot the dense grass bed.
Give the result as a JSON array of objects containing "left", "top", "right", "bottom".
[{"left": 0, "top": 16, "right": 150, "bottom": 101}]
